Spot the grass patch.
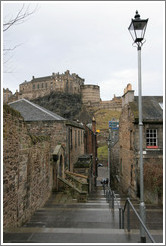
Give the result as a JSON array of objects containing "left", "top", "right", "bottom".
[
  {"left": 98, "top": 144, "right": 108, "bottom": 160},
  {"left": 94, "top": 109, "right": 121, "bottom": 130}
]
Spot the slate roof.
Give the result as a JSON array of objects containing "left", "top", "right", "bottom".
[
  {"left": 9, "top": 99, "right": 66, "bottom": 122},
  {"left": 20, "top": 76, "right": 54, "bottom": 85},
  {"left": 31, "top": 76, "right": 54, "bottom": 82},
  {"left": 129, "top": 96, "right": 163, "bottom": 121}
]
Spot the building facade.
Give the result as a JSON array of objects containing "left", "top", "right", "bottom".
[{"left": 111, "top": 84, "right": 163, "bottom": 204}]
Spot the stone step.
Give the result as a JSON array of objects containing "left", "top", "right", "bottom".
[{"left": 4, "top": 227, "right": 163, "bottom": 243}]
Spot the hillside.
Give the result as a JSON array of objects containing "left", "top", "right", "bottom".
[
  {"left": 94, "top": 108, "right": 121, "bottom": 165},
  {"left": 94, "top": 108, "right": 121, "bottom": 131},
  {"left": 31, "top": 91, "right": 92, "bottom": 124}
]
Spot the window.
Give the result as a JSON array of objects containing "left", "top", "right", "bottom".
[
  {"left": 130, "top": 164, "right": 133, "bottom": 185},
  {"left": 33, "top": 84, "right": 35, "bottom": 89},
  {"left": 37, "top": 84, "right": 39, "bottom": 89},
  {"left": 146, "top": 129, "right": 158, "bottom": 148}
]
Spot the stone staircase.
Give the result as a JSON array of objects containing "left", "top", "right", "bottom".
[{"left": 3, "top": 186, "right": 163, "bottom": 243}]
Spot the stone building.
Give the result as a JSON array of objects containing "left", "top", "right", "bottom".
[
  {"left": 19, "top": 70, "right": 84, "bottom": 99},
  {"left": 18, "top": 70, "right": 101, "bottom": 105},
  {"left": 111, "top": 84, "right": 163, "bottom": 204},
  {"left": 3, "top": 88, "right": 13, "bottom": 103},
  {"left": 9, "top": 99, "right": 85, "bottom": 174}
]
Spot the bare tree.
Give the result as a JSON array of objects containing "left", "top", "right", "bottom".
[
  {"left": 3, "top": 3, "right": 38, "bottom": 72},
  {"left": 3, "top": 4, "right": 38, "bottom": 32}
]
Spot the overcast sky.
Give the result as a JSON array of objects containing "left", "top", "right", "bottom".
[{"left": 2, "top": 1, "right": 165, "bottom": 100}]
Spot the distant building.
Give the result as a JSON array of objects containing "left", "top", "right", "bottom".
[
  {"left": 111, "top": 84, "right": 163, "bottom": 204},
  {"left": 3, "top": 88, "right": 13, "bottom": 103},
  {"left": 18, "top": 70, "right": 100, "bottom": 105}
]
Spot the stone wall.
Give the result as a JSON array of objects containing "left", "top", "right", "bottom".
[
  {"left": 3, "top": 105, "right": 52, "bottom": 229},
  {"left": 100, "top": 96, "right": 122, "bottom": 111},
  {"left": 118, "top": 104, "right": 136, "bottom": 196},
  {"left": 26, "top": 121, "right": 84, "bottom": 173}
]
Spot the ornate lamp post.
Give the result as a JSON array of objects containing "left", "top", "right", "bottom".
[{"left": 128, "top": 11, "right": 148, "bottom": 243}]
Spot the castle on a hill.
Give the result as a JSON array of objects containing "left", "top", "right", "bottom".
[
  {"left": 19, "top": 70, "right": 100, "bottom": 105},
  {"left": 4, "top": 70, "right": 122, "bottom": 110}
]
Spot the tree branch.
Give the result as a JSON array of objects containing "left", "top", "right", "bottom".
[{"left": 3, "top": 4, "right": 38, "bottom": 32}]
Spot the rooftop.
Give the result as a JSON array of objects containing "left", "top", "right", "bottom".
[
  {"left": 129, "top": 96, "right": 163, "bottom": 121},
  {"left": 9, "top": 99, "right": 66, "bottom": 122},
  {"left": 20, "top": 70, "right": 84, "bottom": 85}
]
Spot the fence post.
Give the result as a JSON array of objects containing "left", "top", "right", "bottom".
[
  {"left": 108, "top": 189, "right": 111, "bottom": 203},
  {"left": 109, "top": 190, "right": 111, "bottom": 208},
  {"left": 112, "top": 191, "right": 114, "bottom": 209},
  {"left": 119, "top": 208, "right": 122, "bottom": 229},
  {"left": 103, "top": 184, "right": 105, "bottom": 195},
  {"left": 122, "top": 208, "right": 124, "bottom": 229},
  {"left": 127, "top": 201, "right": 130, "bottom": 232}
]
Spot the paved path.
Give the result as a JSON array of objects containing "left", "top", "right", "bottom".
[{"left": 3, "top": 187, "right": 163, "bottom": 244}]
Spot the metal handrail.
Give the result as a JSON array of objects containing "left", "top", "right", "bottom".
[
  {"left": 121, "top": 198, "right": 156, "bottom": 243},
  {"left": 104, "top": 186, "right": 156, "bottom": 243},
  {"left": 105, "top": 187, "right": 121, "bottom": 209}
]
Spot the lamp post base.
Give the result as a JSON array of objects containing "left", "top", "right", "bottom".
[{"left": 140, "top": 236, "right": 146, "bottom": 243}]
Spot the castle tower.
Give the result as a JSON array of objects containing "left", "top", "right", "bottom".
[{"left": 81, "top": 85, "right": 100, "bottom": 105}]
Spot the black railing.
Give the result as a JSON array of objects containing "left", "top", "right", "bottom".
[{"left": 104, "top": 187, "right": 156, "bottom": 243}]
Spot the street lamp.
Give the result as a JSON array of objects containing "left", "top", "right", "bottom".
[{"left": 128, "top": 11, "right": 148, "bottom": 243}]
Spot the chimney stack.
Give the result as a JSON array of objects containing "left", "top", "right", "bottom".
[{"left": 122, "top": 83, "right": 134, "bottom": 107}]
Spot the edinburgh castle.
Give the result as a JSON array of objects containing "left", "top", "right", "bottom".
[
  {"left": 3, "top": 70, "right": 122, "bottom": 111},
  {"left": 19, "top": 70, "right": 100, "bottom": 105}
]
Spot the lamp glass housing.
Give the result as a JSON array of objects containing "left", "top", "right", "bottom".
[{"left": 128, "top": 18, "right": 148, "bottom": 44}]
